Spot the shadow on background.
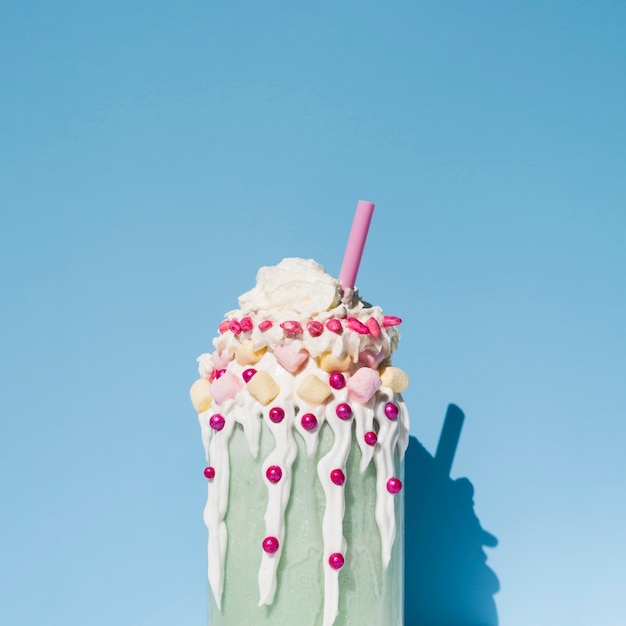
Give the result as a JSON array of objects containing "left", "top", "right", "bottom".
[{"left": 405, "top": 404, "right": 500, "bottom": 626}]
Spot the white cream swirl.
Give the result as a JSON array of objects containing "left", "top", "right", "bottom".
[{"left": 238, "top": 258, "right": 341, "bottom": 318}]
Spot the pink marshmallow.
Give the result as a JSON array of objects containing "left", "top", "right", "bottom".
[
  {"left": 211, "top": 350, "right": 232, "bottom": 368},
  {"left": 347, "top": 367, "right": 382, "bottom": 404},
  {"left": 273, "top": 344, "right": 309, "bottom": 373},
  {"left": 210, "top": 371, "right": 242, "bottom": 403},
  {"left": 358, "top": 349, "right": 385, "bottom": 369}
]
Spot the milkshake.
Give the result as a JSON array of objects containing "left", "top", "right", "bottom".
[{"left": 190, "top": 258, "right": 410, "bottom": 625}]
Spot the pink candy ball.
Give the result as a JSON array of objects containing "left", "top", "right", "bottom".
[
  {"left": 328, "top": 552, "right": 345, "bottom": 570},
  {"left": 266, "top": 465, "right": 283, "bottom": 483},
  {"left": 263, "top": 536, "right": 280, "bottom": 553},
  {"left": 300, "top": 413, "right": 318, "bottom": 431},
  {"left": 209, "top": 414, "right": 225, "bottom": 431},
  {"left": 330, "top": 469, "right": 345, "bottom": 485},
  {"left": 384, "top": 402, "right": 399, "bottom": 420},
  {"left": 204, "top": 466, "right": 215, "bottom": 479},
  {"left": 269, "top": 407, "right": 285, "bottom": 423},
  {"left": 364, "top": 431, "right": 378, "bottom": 446},
  {"left": 242, "top": 368, "right": 257, "bottom": 383},
  {"left": 329, "top": 372, "right": 346, "bottom": 389},
  {"left": 386, "top": 477, "right": 403, "bottom": 494},
  {"left": 335, "top": 403, "right": 352, "bottom": 420}
]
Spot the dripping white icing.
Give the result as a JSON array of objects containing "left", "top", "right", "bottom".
[{"left": 194, "top": 258, "right": 409, "bottom": 626}]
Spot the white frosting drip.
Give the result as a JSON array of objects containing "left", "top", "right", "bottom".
[{"left": 195, "top": 259, "right": 409, "bottom": 625}]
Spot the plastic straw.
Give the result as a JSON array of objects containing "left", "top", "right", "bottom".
[{"left": 339, "top": 200, "right": 375, "bottom": 300}]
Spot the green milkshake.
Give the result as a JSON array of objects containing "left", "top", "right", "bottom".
[{"left": 190, "top": 258, "right": 409, "bottom": 626}]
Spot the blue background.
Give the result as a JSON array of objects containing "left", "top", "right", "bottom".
[{"left": 1, "top": 2, "right": 625, "bottom": 624}]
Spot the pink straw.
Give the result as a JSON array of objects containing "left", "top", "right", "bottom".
[{"left": 339, "top": 200, "right": 375, "bottom": 300}]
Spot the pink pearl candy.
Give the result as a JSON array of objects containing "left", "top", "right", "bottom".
[
  {"left": 300, "top": 413, "right": 318, "bottom": 431},
  {"left": 269, "top": 407, "right": 285, "bottom": 423},
  {"left": 258, "top": 320, "right": 273, "bottom": 332},
  {"left": 209, "top": 414, "right": 225, "bottom": 431},
  {"left": 386, "top": 477, "right": 403, "bottom": 494},
  {"left": 335, "top": 403, "right": 352, "bottom": 420},
  {"left": 239, "top": 316, "right": 253, "bottom": 332},
  {"left": 325, "top": 319, "right": 343, "bottom": 334},
  {"left": 218, "top": 320, "right": 230, "bottom": 333},
  {"left": 280, "top": 320, "right": 303, "bottom": 334},
  {"left": 263, "top": 536, "right": 280, "bottom": 553},
  {"left": 384, "top": 402, "right": 399, "bottom": 420},
  {"left": 364, "top": 431, "right": 377, "bottom": 446},
  {"left": 329, "top": 372, "right": 346, "bottom": 389},
  {"left": 345, "top": 317, "right": 370, "bottom": 334},
  {"left": 204, "top": 466, "right": 215, "bottom": 479},
  {"left": 330, "top": 469, "right": 345, "bottom": 485},
  {"left": 229, "top": 320, "right": 242, "bottom": 334},
  {"left": 382, "top": 315, "right": 402, "bottom": 327},
  {"left": 306, "top": 320, "right": 324, "bottom": 336},
  {"left": 328, "top": 552, "right": 345, "bottom": 569},
  {"left": 242, "top": 368, "right": 257, "bottom": 383},
  {"left": 266, "top": 465, "right": 283, "bottom": 483}
]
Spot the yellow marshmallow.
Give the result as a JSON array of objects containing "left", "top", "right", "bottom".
[
  {"left": 318, "top": 352, "right": 352, "bottom": 373},
  {"left": 189, "top": 379, "right": 212, "bottom": 413},
  {"left": 235, "top": 340, "right": 266, "bottom": 365},
  {"left": 380, "top": 366, "right": 409, "bottom": 392},
  {"left": 246, "top": 371, "right": 280, "bottom": 405},
  {"left": 297, "top": 374, "right": 332, "bottom": 406}
]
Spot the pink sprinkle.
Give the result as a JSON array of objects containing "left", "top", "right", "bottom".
[
  {"left": 239, "top": 316, "right": 253, "bottom": 332},
  {"left": 306, "top": 320, "right": 324, "bottom": 337},
  {"left": 325, "top": 319, "right": 343, "bottom": 334},
  {"left": 204, "top": 466, "right": 215, "bottom": 479},
  {"left": 330, "top": 469, "right": 345, "bottom": 485},
  {"left": 346, "top": 317, "right": 370, "bottom": 334},
  {"left": 209, "top": 414, "right": 225, "bottom": 431},
  {"left": 266, "top": 465, "right": 283, "bottom": 483},
  {"left": 280, "top": 320, "right": 303, "bottom": 335},
  {"left": 242, "top": 368, "right": 257, "bottom": 383},
  {"left": 382, "top": 315, "right": 402, "bottom": 327},
  {"left": 263, "top": 536, "right": 279, "bottom": 553},
  {"left": 366, "top": 317, "right": 382, "bottom": 337},
  {"left": 364, "top": 431, "right": 378, "bottom": 446},
  {"left": 384, "top": 402, "right": 399, "bottom": 420},
  {"left": 300, "top": 413, "right": 318, "bottom": 431},
  {"left": 229, "top": 319, "right": 242, "bottom": 334},
  {"left": 329, "top": 372, "right": 346, "bottom": 390},
  {"left": 269, "top": 407, "right": 285, "bottom": 423},
  {"left": 218, "top": 320, "right": 230, "bottom": 333},
  {"left": 336, "top": 403, "right": 352, "bottom": 420},
  {"left": 386, "top": 477, "right": 403, "bottom": 494},
  {"left": 258, "top": 320, "right": 273, "bottom": 332},
  {"left": 328, "top": 552, "right": 345, "bottom": 570}
]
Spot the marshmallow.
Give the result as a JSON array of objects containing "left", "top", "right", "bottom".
[
  {"left": 347, "top": 367, "right": 382, "bottom": 404},
  {"left": 380, "top": 366, "right": 409, "bottom": 392},
  {"left": 190, "top": 378, "right": 212, "bottom": 413},
  {"left": 273, "top": 344, "right": 309, "bottom": 373},
  {"left": 246, "top": 371, "right": 280, "bottom": 405},
  {"left": 209, "top": 371, "right": 242, "bottom": 404},
  {"left": 318, "top": 351, "right": 351, "bottom": 373},
  {"left": 358, "top": 349, "right": 385, "bottom": 369},
  {"left": 235, "top": 340, "right": 266, "bottom": 365},
  {"left": 296, "top": 374, "right": 332, "bottom": 406}
]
